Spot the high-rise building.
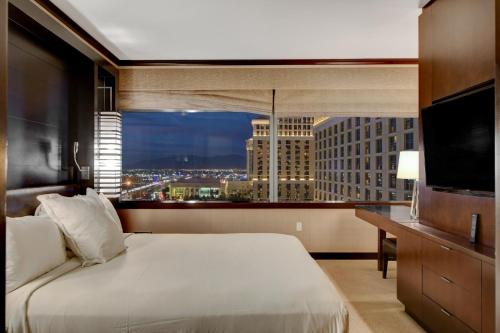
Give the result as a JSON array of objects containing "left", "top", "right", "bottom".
[
  {"left": 246, "top": 117, "right": 315, "bottom": 201},
  {"left": 314, "top": 117, "right": 418, "bottom": 201}
]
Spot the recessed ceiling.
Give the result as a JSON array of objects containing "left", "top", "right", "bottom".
[{"left": 48, "top": 0, "right": 421, "bottom": 60}]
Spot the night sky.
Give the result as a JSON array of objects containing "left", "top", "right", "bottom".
[{"left": 122, "top": 111, "right": 264, "bottom": 169}]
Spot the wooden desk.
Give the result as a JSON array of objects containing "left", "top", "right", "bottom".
[
  {"left": 355, "top": 205, "right": 495, "bottom": 333},
  {"left": 355, "top": 205, "right": 415, "bottom": 270}
]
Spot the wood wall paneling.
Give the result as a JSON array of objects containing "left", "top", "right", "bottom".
[
  {"left": 7, "top": 21, "right": 70, "bottom": 189},
  {"left": 430, "top": 0, "right": 495, "bottom": 100},
  {"left": 7, "top": 5, "right": 96, "bottom": 191},
  {"left": 396, "top": 229, "right": 422, "bottom": 320},
  {"left": 0, "top": 0, "right": 7, "bottom": 328},
  {"left": 418, "top": 0, "right": 496, "bottom": 249},
  {"left": 482, "top": 262, "right": 495, "bottom": 333}
]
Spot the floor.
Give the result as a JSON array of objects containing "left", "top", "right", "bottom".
[{"left": 318, "top": 260, "right": 426, "bottom": 333}]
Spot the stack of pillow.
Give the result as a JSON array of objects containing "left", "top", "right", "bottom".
[{"left": 6, "top": 188, "right": 125, "bottom": 293}]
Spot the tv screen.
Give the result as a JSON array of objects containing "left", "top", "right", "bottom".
[{"left": 422, "top": 85, "right": 495, "bottom": 193}]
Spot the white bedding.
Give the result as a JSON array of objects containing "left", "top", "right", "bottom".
[{"left": 7, "top": 233, "right": 348, "bottom": 333}]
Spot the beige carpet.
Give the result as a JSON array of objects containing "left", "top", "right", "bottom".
[{"left": 318, "top": 260, "right": 426, "bottom": 333}]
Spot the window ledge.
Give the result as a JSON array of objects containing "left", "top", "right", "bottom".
[{"left": 115, "top": 201, "right": 410, "bottom": 209}]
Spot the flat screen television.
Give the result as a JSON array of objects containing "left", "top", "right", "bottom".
[{"left": 421, "top": 84, "right": 495, "bottom": 193}]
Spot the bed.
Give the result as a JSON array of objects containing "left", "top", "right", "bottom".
[{"left": 6, "top": 186, "right": 348, "bottom": 333}]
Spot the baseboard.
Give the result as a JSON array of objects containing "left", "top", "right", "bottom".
[{"left": 310, "top": 252, "right": 378, "bottom": 260}]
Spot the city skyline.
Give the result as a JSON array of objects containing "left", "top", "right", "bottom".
[{"left": 122, "top": 111, "right": 265, "bottom": 169}]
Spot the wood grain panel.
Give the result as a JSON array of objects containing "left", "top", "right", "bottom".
[
  {"left": 396, "top": 229, "right": 422, "bottom": 319},
  {"left": 482, "top": 262, "right": 495, "bottom": 333},
  {"left": 421, "top": 238, "right": 482, "bottom": 289},
  {"left": 418, "top": 8, "right": 433, "bottom": 110},
  {"left": 422, "top": 267, "right": 481, "bottom": 332},
  {"left": 0, "top": 0, "right": 7, "bottom": 328},
  {"left": 419, "top": 0, "right": 496, "bottom": 250},
  {"left": 419, "top": 189, "right": 495, "bottom": 248},
  {"left": 7, "top": 5, "right": 96, "bottom": 189},
  {"left": 421, "top": 295, "right": 475, "bottom": 333},
  {"left": 430, "top": 0, "right": 495, "bottom": 100}
]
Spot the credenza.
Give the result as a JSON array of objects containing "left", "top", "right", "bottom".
[{"left": 355, "top": 205, "right": 495, "bottom": 333}]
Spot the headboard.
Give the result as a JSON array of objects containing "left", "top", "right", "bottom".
[{"left": 6, "top": 184, "right": 81, "bottom": 217}]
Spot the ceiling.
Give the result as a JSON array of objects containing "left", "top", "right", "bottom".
[{"left": 48, "top": 0, "right": 421, "bottom": 61}]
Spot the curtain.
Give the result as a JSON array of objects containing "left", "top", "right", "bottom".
[
  {"left": 118, "top": 89, "right": 272, "bottom": 114},
  {"left": 117, "top": 66, "right": 418, "bottom": 117},
  {"left": 274, "top": 89, "right": 417, "bottom": 117}
]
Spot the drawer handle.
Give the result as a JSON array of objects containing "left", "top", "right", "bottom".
[
  {"left": 440, "top": 245, "right": 451, "bottom": 251},
  {"left": 440, "top": 276, "right": 452, "bottom": 284},
  {"left": 440, "top": 308, "right": 452, "bottom": 317}
]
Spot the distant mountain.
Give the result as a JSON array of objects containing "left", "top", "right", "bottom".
[{"left": 124, "top": 154, "right": 246, "bottom": 169}]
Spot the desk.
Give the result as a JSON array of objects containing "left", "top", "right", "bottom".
[
  {"left": 355, "top": 205, "right": 415, "bottom": 270},
  {"left": 355, "top": 205, "right": 495, "bottom": 333},
  {"left": 355, "top": 205, "right": 494, "bottom": 265}
]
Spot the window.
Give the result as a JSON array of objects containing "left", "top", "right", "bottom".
[
  {"left": 389, "top": 173, "right": 397, "bottom": 188},
  {"left": 404, "top": 179, "right": 414, "bottom": 191},
  {"left": 117, "top": 115, "right": 418, "bottom": 203},
  {"left": 404, "top": 133, "right": 414, "bottom": 150},
  {"left": 404, "top": 118, "right": 414, "bottom": 130},
  {"left": 376, "top": 190, "right": 383, "bottom": 200},
  {"left": 376, "top": 156, "right": 383, "bottom": 170},
  {"left": 388, "top": 118, "right": 397, "bottom": 133},
  {"left": 389, "top": 192, "right": 397, "bottom": 201},
  {"left": 364, "top": 125, "right": 371, "bottom": 139},
  {"left": 121, "top": 111, "right": 269, "bottom": 202},
  {"left": 388, "top": 136, "right": 398, "bottom": 152},
  {"left": 388, "top": 154, "right": 397, "bottom": 171},
  {"left": 375, "top": 122, "right": 383, "bottom": 136},
  {"left": 376, "top": 139, "right": 383, "bottom": 153}
]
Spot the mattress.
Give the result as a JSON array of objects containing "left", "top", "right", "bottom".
[{"left": 7, "top": 233, "right": 348, "bottom": 333}]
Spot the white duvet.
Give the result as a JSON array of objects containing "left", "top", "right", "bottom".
[{"left": 7, "top": 233, "right": 348, "bottom": 333}]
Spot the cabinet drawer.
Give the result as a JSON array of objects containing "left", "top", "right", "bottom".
[
  {"left": 421, "top": 295, "right": 475, "bottom": 333},
  {"left": 422, "top": 266, "right": 481, "bottom": 332},
  {"left": 421, "top": 238, "right": 481, "bottom": 289}
]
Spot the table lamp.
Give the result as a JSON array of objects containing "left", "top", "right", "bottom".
[{"left": 397, "top": 151, "right": 419, "bottom": 219}]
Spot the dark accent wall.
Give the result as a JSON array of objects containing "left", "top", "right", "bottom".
[
  {"left": 0, "top": 0, "right": 7, "bottom": 329},
  {"left": 7, "top": 5, "right": 95, "bottom": 190},
  {"left": 418, "top": 0, "right": 496, "bottom": 248}
]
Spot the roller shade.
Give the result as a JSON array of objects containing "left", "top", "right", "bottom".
[
  {"left": 274, "top": 89, "right": 417, "bottom": 117},
  {"left": 118, "top": 66, "right": 418, "bottom": 117},
  {"left": 119, "top": 89, "right": 273, "bottom": 114}
]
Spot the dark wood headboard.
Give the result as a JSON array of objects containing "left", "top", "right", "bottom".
[{"left": 6, "top": 184, "right": 81, "bottom": 217}]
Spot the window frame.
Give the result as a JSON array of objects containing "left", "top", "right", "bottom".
[{"left": 115, "top": 112, "right": 416, "bottom": 207}]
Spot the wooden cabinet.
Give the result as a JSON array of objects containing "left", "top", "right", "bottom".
[
  {"left": 421, "top": 239, "right": 482, "bottom": 332},
  {"left": 396, "top": 230, "right": 422, "bottom": 319},
  {"left": 421, "top": 295, "right": 475, "bottom": 333},
  {"left": 425, "top": 0, "right": 495, "bottom": 101},
  {"left": 482, "top": 263, "right": 495, "bottom": 333},
  {"left": 399, "top": 236, "right": 493, "bottom": 333}
]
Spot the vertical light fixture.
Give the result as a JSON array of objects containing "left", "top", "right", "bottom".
[
  {"left": 397, "top": 150, "right": 419, "bottom": 219},
  {"left": 95, "top": 86, "right": 122, "bottom": 198}
]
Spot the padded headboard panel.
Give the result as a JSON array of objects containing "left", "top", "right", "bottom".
[{"left": 6, "top": 184, "right": 81, "bottom": 217}]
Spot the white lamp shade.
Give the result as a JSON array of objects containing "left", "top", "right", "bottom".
[{"left": 397, "top": 151, "right": 419, "bottom": 180}]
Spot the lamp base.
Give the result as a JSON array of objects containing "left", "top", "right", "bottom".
[{"left": 410, "top": 180, "right": 419, "bottom": 220}]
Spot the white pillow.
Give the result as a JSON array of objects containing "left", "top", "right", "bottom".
[
  {"left": 86, "top": 188, "right": 123, "bottom": 233},
  {"left": 37, "top": 194, "right": 126, "bottom": 266},
  {"left": 6, "top": 216, "right": 66, "bottom": 293}
]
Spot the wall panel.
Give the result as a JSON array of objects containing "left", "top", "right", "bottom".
[
  {"left": 418, "top": 0, "right": 495, "bottom": 248},
  {"left": 118, "top": 209, "right": 379, "bottom": 253}
]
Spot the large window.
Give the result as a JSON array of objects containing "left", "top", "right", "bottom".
[
  {"left": 121, "top": 111, "right": 266, "bottom": 202},
  {"left": 116, "top": 114, "right": 418, "bottom": 203}
]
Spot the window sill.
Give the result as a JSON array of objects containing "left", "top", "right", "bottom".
[{"left": 115, "top": 201, "right": 410, "bottom": 209}]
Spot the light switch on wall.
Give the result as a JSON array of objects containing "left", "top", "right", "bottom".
[{"left": 296, "top": 222, "right": 303, "bottom": 232}]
